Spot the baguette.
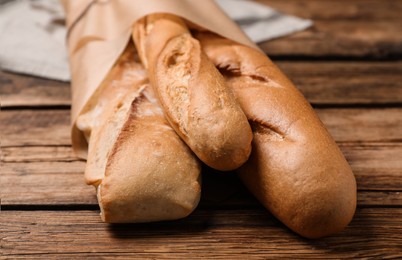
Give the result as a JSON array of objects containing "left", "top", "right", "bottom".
[
  {"left": 76, "top": 45, "right": 201, "bottom": 222},
  {"left": 196, "top": 32, "right": 357, "bottom": 238},
  {"left": 133, "top": 14, "right": 253, "bottom": 171}
]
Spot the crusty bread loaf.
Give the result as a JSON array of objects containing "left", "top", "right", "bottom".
[
  {"left": 76, "top": 45, "right": 201, "bottom": 223},
  {"left": 133, "top": 14, "right": 253, "bottom": 171},
  {"left": 196, "top": 32, "right": 357, "bottom": 238}
]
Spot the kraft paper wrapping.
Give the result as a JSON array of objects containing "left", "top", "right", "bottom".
[{"left": 62, "top": 0, "right": 259, "bottom": 158}]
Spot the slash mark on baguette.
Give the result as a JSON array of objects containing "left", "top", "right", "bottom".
[
  {"left": 104, "top": 84, "right": 159, "bottom": 179},
  {"left": 217, "top": 64, "right": 276, "bottom": 87},
  {"left": 128, "top": 90, "right": 146, "bottom": 118},
  {"left": 160, "top": 35, "right": 194, "bottom": 136},
  {"left": 127, "top": 85, "right": 164, "bottom": 119},
  {"left": 166, "top": 51, "right": 183, "bottom": 67},
  {"left": 249, "top": 120, "right": 285, "bottom": 141}
]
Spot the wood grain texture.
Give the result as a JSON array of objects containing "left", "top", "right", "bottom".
[
  {"left": 2, "top": 143, "right": 401, "bottom": 206},
  {"left": 2, "top": 209, "right": 402, "bottom": 259},
  {"left": 258, "top": 0, "right": 402, "bottom": 20},
  {"left": 1, "top": 161, "right": 95, "bottom": 206},
  {"left": 278, "top": 61, "right": 402, "bottom": 105},
  {"left": 2, "top": 145, "right": 77, "bottom": 163},
  {"left": 256, "top": 0, "right": 402, "bottom": 58},
  {"left": 0, "top": 70, "right": 70, "bottom": 107},
  {"left": 319, "top": 108, "right": 402, "bottom": 142},
  {"left": 0, "top": 110, "right": 71, "bottom": 146},
  {"left": 341, "top": 143, "right": 402, "bottom": 190},
  {"left": 2, "top": 62, "right": 402, "bottom": 107}
]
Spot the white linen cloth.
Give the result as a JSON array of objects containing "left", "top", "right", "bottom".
[{"left": 0, "top": 0, "right": 312, "bottom": 81}]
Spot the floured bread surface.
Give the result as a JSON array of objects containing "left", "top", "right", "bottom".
[
  {"left": 100, "top": 86, "right": 201, "bottom": 222},
  {"left": 133, "top": 14, "right": 253, "bottom": 171},
  {"left": 196, "top": 32, "right": 356, "bottom": 238},
  {"left": 77, "top": 47, "right": 147, "bottom": 185},
  {"left": 76, "top": 45, "right": 201, "bottom": 223}
]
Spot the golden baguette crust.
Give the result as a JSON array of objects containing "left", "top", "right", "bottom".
[
  {"left": 76, "top": 46, "right": 201, "bottom": 223},
  {"left": 133, "top": 14, "right": 252, "bottom": 171},
  {"left": 196, "top": 32, "right": 357, "bottom": 238}
]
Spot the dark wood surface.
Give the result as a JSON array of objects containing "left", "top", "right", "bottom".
[
  {"left": 1, "top": 0, "right": 402, "bottom": 258},
  {"left": 256, "top": 0, "right": 402, "bottom": 58}
]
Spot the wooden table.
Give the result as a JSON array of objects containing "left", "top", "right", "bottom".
[{"left": 2, "top": 0, "right": 402, "bottom": 258}]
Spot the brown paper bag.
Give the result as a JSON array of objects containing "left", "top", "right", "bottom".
[{"left": 61, "top": 0, "right": 258, "bottom": 158}]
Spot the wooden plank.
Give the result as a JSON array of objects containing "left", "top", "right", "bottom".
[
  {"left": 0, "top": 110, "right": 71, "bottom": 146},
  {"left": 1, "top": 208, "right": 402, "bottom": 258},
  {"left": 2, "top": 143, "right": 402, "bottom": 206},
  {"left": 2, "top": 108, "right": 401, "bottom": 147},
  {"left": 341, "top": 143, "right": 402, "bottom": 190},
  {"left": 318, "top": 108, "right": 402, "bottom": 143},
  {"left": 278, "top": 61, "right": 402, "bottom": 105},
  {"left": 0, "top": 70, "right": 70, "bottom": 107},
  {"left": 357, "top": 191, "right": 402, "bottom": 207},
  {"left": 256, "top": 0, "right": 402, "bottom": 58},
  {"left": 1, "top": 161, "right": 96, "bottom": 206},
  {"left": 1, "top": 145, "right": 77, "bottom": 163},
  {"left": 258, "top": 0, "right": 401, "bottom": 20},
  {"left": 2, "top": 62, "right": 402, "bottom": 107}
]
